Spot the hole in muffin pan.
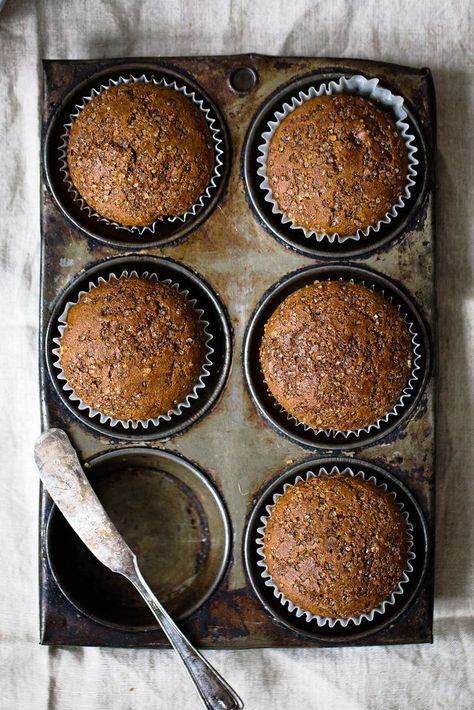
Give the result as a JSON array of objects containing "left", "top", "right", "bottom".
[
  {"left": 242, "top": 70, "right": 431, "bottom": 259},
  {"left": 244, "top": 456, "right": 430, "bottom": 643},
  {"left": 45, "top": 255, "right": 232, "bottom": 441},
  {"left": 46, "top": 447, "right": 231, "bottom": 630},
  {"left": 228, "top": 67, "right": 258, "bottom": 94},
  {"left": 242, "top": 263, "right": 431, "bottom": 451},
  {"left": 42, "top": 63, "right": 231, "bottom": 249}
]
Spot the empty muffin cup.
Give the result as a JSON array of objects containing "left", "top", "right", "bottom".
[
  {"left": 256, "top": 465, "right": 415, "bottom": 628},
  {"left": 58, "top": 74, "right": 224, "bottom": 234},
  {"left": 52, "top": 269, "right": 214, "bottom": 430},
  {"left": 46, "top": 447, "right": 231, "bottom": 628},
  {"left": 257, "top": 74, "right": 418, "bottom": 244}
]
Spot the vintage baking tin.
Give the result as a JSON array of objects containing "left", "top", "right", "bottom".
[{"left": 40, "top": 55, "right": 436, "bottom": 649}]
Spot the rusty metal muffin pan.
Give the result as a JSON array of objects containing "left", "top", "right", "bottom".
[{"left": 40, "top": 55, "right": 436, "bottom": 648}]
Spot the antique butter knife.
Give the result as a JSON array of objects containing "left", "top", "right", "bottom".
[{"left": 34, "top": 428, "right": 243, "bottom": 710}]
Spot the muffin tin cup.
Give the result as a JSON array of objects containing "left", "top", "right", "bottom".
[
  {"left": 46, "top": 447, "right": 231, "bottom": 630},
  {"left": 256, "top": 74, "right": 419, "bottom": 245},
  {"left": 58, "top": 73, "right": 225, "bottom": 236},
  {"left": 243, "top": 263, "right": 431, "bottom": 450},
  {"left": 255, "top": 464, "right": 416, "bottom": 629},
  {"left": 45, "top": 255, "right": 232, "bottom": 441},
  {"left": 51, "top": 269, "right": 214, "bottom": 430}
]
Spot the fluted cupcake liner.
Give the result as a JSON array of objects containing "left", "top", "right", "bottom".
[
  {"left": 58, "top": 74, "right": 224, "bottom": 234},
  {"left": 256, "top": 74, "right": 419, "bottom": 244},
  {"left": 52, "top": 270, "right": 214, "bottom": 429},
  {"left": 262, "top": 277, "right": 422, "bottom": 439},
  {"left": 256, "top": 465, "right": 416, "bottom": 628}
]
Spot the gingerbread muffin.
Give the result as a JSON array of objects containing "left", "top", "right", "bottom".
[
  {"left": 59, "top": 276, "right": 208, "bottom": 421},
  {"left": 67, "top": 82, "right": 214, "bottom": 226},
  {"left": 263, "top": 473, "right": 409, "bottom": 619},
  {"left": 266, "top": 94, "right": 408, "bottom": 236},
  {"left": 259, "top": 280, "right": 412, "bottom": 431}
]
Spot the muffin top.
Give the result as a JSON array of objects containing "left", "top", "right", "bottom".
[
  {"left": 67, "top": 82, "right": 214, "bottom": 226},
  {"left": 59, "top": 276, "right": 207, "bottom": 421},
  {"left": 263, "top": 473, "right": 409, "bottom": 619},
  {"left": 267, "top": 94, "right": 408, "bottom": 236},
  {"left": 259, "top": 280, "right": 412, "bottom": 431}
]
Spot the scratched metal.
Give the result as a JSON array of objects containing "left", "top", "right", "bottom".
[{"left": 39, "top": 55, "right": 435, "bottom": 648}]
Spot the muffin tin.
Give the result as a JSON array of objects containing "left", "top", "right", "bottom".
[{"left": 40, "top": 55, "right": 435, "bottom": 648}]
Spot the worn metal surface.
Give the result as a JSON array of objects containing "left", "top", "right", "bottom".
[{"left": 39, "top": 55, "right": 435, "bottom": 648}]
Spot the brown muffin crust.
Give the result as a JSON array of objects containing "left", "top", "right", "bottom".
[
  {"left": 259, "top": 280, "right": 412, "bottom": 431},
  {"left": 67, "top": 82, "right": 214, "bottom": 226},
  {"left": 267, "top": 94, "right": 408, "bottom": 236},
  {"left": 59, "top": 276, "right": 207, "bottom": 421},
  {"left": 263, "top": 474, "right": 409, "bottom": 619}
]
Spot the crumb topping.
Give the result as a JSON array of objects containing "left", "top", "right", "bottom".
[
  {"left": 263, "top": 474, "right": 409, "bottom": 618},
  {"left": 67, "top": 82, "right": 214, "bottom": 226},
  {"left": 267, "top": 94, "right": 408, "bottom": 236},
  {"left": 259, "top": 280, "right": 412, "bottom": 431},
  {"left": 59, "top": 276, "right": 207, "bottom": 421}
]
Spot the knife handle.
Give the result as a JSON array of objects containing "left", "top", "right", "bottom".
[{"left": 128, "top": 559, "right": 243, "bottom": 710}]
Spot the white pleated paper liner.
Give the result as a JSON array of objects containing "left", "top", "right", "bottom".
[
  {"left": 256, "top": 465, "right": 416, "bottom": 628},
  {"left": 51, "top": 270, "right": 214, "bottom": 430},
  {"left": 262, "top": 277, "right": 422, "bottom": 440},
  {"left": 256, "top": 74, "right": 419, "bottom": 244},
  {"left": 58, "top": 74, "right": 224, "bottom": 235}
]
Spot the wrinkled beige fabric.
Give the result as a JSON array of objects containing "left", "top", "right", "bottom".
[{"left": 0, "top": 0, "right": 473, "bottom": 708}]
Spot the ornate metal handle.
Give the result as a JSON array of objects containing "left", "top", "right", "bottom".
[{"left": 128, "top": 559, "right": 244, "bottom": 710}]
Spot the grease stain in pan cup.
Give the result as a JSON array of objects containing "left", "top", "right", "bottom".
[
  {"left": 46, "top": 448, "right": 231, "bottom": 630},
  {"left": 43, "top": 64, "right": 231, "bottom": 248},
  {"left": 242, "top": 263, "right": 431, "bottom": 450},
  {"left": 243, "top": 71, "right": 430, "bottom": 259},
  {"left": 45, "top": 255, "right": 232, "bottom": 442},
  {"left": 244, "top": 457, "right": 430, "bottom": 642}
]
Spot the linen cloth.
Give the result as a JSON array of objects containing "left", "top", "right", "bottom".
[{"left": 0, "top": 0, "right": 473, "bottom": 708}]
